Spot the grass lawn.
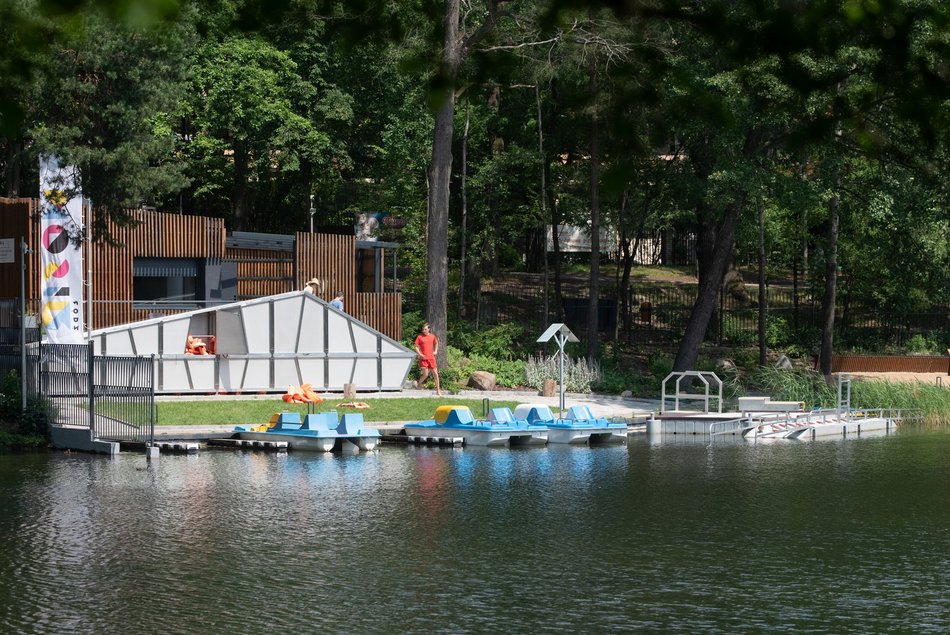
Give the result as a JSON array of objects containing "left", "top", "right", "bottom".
[{"left": 154, "top": 397, "right": 524, "bottom": 426}]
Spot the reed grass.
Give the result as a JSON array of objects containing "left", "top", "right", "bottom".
[{"left": 742, "top": 366, "right": 950, "bottom": 426}]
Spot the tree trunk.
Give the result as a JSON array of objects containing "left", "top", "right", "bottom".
[
  {"left": 4, "top": 137, "right": 23, "bottom": 197},
  {"left": 424, "top": 0, "right": 462, "bottom": 369},
  {"left": 427, "top": 92, "right": 455, "bottom": 369},
  {"left": 673, "top": 203, "right": 740, "bottom": 371},
  {"left": 536, "top": 86, "right": 549, "bottom": 325},
  {"left": 587, "top": 73, "right": 601, "bottom": 362},
  {"left": 819, "top": 190, "right": 839, "bottom": 378},
  {"left": 458, "top": 105, "right": 469, "bottom": 318},
  {"left": 757, "top": 202, "right": 767, "bottom": 366},
  {"left": 694, "top": 203, "right": 722, "bottom": 341},
  {"left": 547, "top": 160, "right": 564, "bottom": 320},
  {"left": 232, "top": 147, "right": 251, "bottom": 231},
  {"left": 673, "top": 129, "right": 764, "bottom": 371}
]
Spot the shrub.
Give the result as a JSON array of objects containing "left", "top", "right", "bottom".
[
  {"left": 647, "top": 352, "right": 673, "bottom": 379},
  {"left": 765, "top": 315, "right": 791, "bottom": 347},
  {"left": 525, "top": 355, "right": 601, "bottom": 393},
  {"left": 445, "top": 321, "right": 525, "bottom": 360},
  {"left": 467, "top": 354, "right": 526, "bottom": 387},
  {"left": 0, "top": 370, "right": 54, "bottom": 440},
  {"left": 903, "top": 332, "right": 946, "bottom": 355}
]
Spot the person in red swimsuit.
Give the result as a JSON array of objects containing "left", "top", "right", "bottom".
[{"left": 413, "top": 323, "right": 442, "bottom": 396}]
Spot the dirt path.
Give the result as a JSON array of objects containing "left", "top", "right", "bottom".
[{"left": 849, "top": 372, "right": 950, "bottom": 387}]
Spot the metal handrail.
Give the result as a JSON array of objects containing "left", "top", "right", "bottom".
[{"left": 661, "top": 371, "right": 723, "bottom": 414}]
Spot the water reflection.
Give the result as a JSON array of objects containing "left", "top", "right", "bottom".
[{"left": 1, "top": 430, "right": 949, "bottom": 633}]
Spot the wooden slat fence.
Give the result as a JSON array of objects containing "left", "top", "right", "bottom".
[{"left": 227, "top": 247, "right": 295, "bottom": 299}]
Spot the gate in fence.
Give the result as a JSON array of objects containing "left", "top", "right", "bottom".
[{"left": 27, "top": 342, "right": 155, "bottom": 445}]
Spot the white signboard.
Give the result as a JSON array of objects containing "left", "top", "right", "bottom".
[
  {"left": 0, "top": 238, "right": 14, "bottom": 264},
  {"left": 39, "top": 156, "right": 85, "bottom": 344},
  {"left": 546, "top": 224, "right": 618, "bottom": 254}
]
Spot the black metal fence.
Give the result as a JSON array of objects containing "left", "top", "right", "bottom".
[
  {"left": 0, "top": 328, "right": 156, "bottom": 445},
  {"left": 470, "top": 281, "right": 950, "bottom": 350}
]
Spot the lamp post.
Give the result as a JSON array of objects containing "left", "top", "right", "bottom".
[
  {"left": 536, "top": 323, "right": 579, "bottom": 414},
  {"left": 309, "top": 195, "right": 315, "bottom": 233},
  {"left": 20, "top": 237, "right": 30, "bottom": 411}
]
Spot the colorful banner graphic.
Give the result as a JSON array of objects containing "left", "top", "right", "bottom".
[
  {"left": 354, "top": 211, "right": 387, "bottom": 241},
  {"left": 39, "top": 156, "right": 85, "bottom": 344}
]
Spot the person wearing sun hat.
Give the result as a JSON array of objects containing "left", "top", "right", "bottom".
[{"left": 304, "top": 278, "right": 322, "bottom": 295}]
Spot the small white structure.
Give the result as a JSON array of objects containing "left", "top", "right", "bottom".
[
  {"left": 87, "top": 291, "right": 414, "bottom": 393},
  {"left": 536, "top": 323, "right": 579, "bottom": 413}
]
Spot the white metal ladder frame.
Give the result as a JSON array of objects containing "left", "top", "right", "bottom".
[{"left": 660, "top": 371, "right": 723, "bottom": 414}]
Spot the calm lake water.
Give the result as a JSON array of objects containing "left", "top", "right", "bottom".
[{"left": 2, "top": 430, "right": 950, "bottom": 634}]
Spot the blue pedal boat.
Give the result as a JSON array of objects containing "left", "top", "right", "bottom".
[
  {"left": 513, "top": 404, "right": 628, "bottom": 445},
  {"left": 235, "top": 411, "right": 380, "bottom": 452},
  {"left": 405, "top": 405, "right": 547, "bottom": 447}
]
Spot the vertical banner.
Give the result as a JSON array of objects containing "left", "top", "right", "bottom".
[{"left": 39, "top": 156, "right": 85, "bottom": 344}]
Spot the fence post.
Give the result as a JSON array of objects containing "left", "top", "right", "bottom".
[
  {"left": 148, "top": 354, "right": 156, "bottom": 447},
  {"left": 87, "top": 342, "right": 95, "bottom": 440},
  {"left": 718, "top": 282, "right": 724, "bottom": 346}
]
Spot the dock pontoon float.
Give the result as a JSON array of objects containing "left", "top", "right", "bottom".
[
  {"left": 514, "top": 404, "right": 628, "bottom": 444},
  {"left": 404, "top": 406, "right": 547, "bottom": 447},
  {"left": 234, "top": 411, "right": 380, "bottom": 452}
]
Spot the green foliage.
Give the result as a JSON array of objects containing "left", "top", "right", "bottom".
[
  {"left": 436, "top": 345, "right": 470, "bottom": 389},
  {"left": 524, "top": 355, "right": 601, "bottom": 393},
  {"left": 28, "top": 8, "right": 192, "bottom": 231},
  {"left": 0, "top": 371, "right": 54, "bottom": 440},
  {"left": 447, "top": 321, "right": 524, "bottom": 360},
  {"left": 184, "top": 34, "right": 337, "bottom": 227},
  {"left": 765, "top": 315, "right": 790, "bottom": 348},
  {"left": 647, "top": 352, "right": 673, "bottom": 380},
  {"left": 728, "top": 349, "right": 761, "bottom": 373},
  {"left": 742, "top": 366, "right": 837, "bottom": 408},
  {"left": 594, "top": 360, "right": 649, "bottom": 395},
  {"left": 852, "top": 381, "right": 950, "bottom": 427},
  {"left": 903, "top": 333, "right": 948, "bottom": 355},
  {"left": 422, "top": 346, "right": 526, "bottom": 391},
  {"left": 721, "top": 317, "right": 757, "bottom": 347},
  {"left": 0, "top": 430, "right": 47, "bottom": 450}
]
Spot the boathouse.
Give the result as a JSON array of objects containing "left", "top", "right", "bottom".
[
  {"left": 0, "top": 198, "right": 414, "bottom": 392},
  {"left": 0, "top": 198, "right": 402, "bottom": 341}
]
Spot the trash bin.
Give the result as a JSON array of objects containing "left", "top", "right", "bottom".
[{"left": 639, "top": 301, "right": 652, "bottom": 324}]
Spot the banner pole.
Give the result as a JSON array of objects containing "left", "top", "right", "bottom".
[
  {"left": 20, "top": 237, "right": 27, "bottom": 412},
  {"left": 86, "top": 198, "right": 92, "bottom": 338}
]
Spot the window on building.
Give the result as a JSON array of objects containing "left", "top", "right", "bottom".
[{"left": 133, "top": 258, "right": 201, "bottom": 308}]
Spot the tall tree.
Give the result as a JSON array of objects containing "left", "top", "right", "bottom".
[
  {"left": 425, "top": 0, "right": 508, "bottom": 366},
  {"left": 184, "top": 35, "right": 335, "bottom": 230},
  {"left": 30, "top": 8, "right": 192, "bottom": 235}
]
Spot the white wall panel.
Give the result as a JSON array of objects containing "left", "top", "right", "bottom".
[
  {"left": 327, "top": 358, "right": 355, "bottom": 389},
  {"left": 104, "top": 330, "right": 135, "bottom": 355},
  {"left": 217, "top": 358, "right": 247, "bottom": 391},
  {"left": 296, "top": 358, "right": 326, "bottom": 388},
  {"left": 242, "top": 359, "right": 270, "bottom": 388},
  {"left": 241, "top": 304, "right": 271, "bottom": 353},
  {"left": 352, "top": 358, "right": 378, "bottom": 386},
  {"left": 352, "top": 325, "right": 377, "bottom": 352},
  {"left": 273, "top": 296, "right": 303, "bottom": 352},
  {"left": 130, "top": 326, "right": 158, "bottom": 354},
  {"left": 160, "top": 360, "right": 192, "bottom": 391},
  {"left": 274, "top": 359, "right": 302, "bottom": 387},
  {"left": 216, "top": 309, "right": 246, "bottom": 355},
  {"left": 163, "top": 318, "right": 192, "bottom": 356},
  {"left": 327, "top": 313, "right": 354, "bottom": 353},
  {"left": 90, "top": 291, "right": 414, "bottom": 393},
  {"left": 185, "top": 358, "right": 216, "bottom": 390}
]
